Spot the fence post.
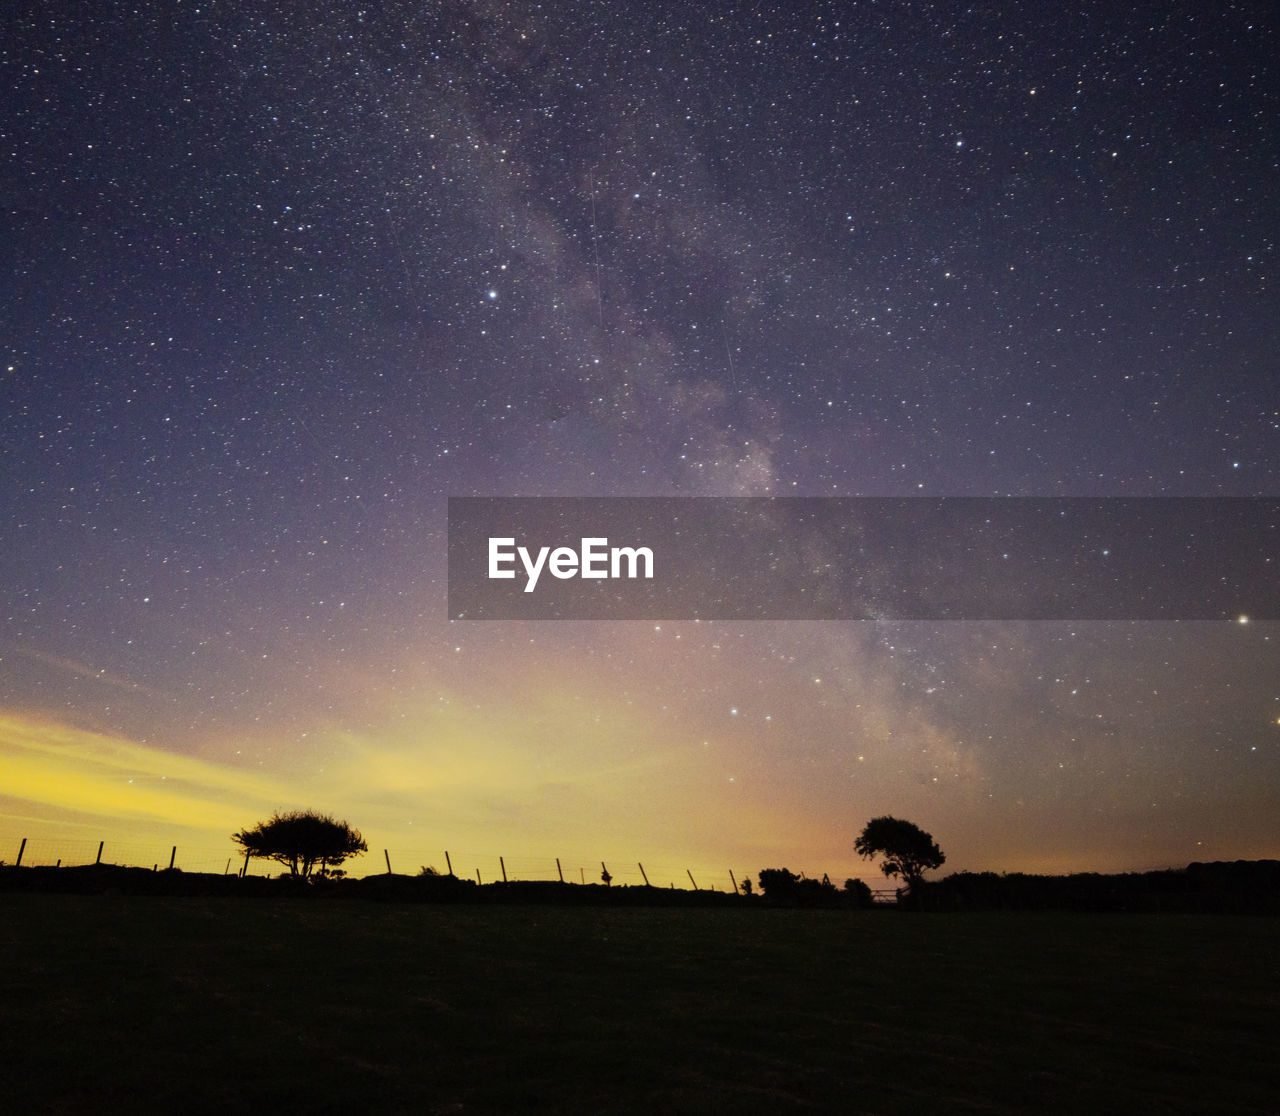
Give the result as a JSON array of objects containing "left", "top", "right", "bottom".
[
  {"left": 169, "top": 847, "right": 177, "bottom": 870},
  {"left": 687, "top": 869, "right": 698, "bottom": 890},
  {"left": 476, "top": 868, "right": 482, "bottom": 885},
  {"left": 729, "top": 869, "right": 738, "bottom": 894},
  {"left": 638, "top": 862, "right": 650, "bottom": 886},
  {"left": 500, "top": 856, "right": 507, "bottom": 883},
  {"left": 445, "top": 850, "right": 453, "bottom": 877},
  {"left": 556, "top": 857, "right": 564, "bottom": 883},
  {"left": 96, "top": 840, "right": 104, "bottom": 865},
  {"left": 385, "top": 849, "right": 392, "bottom": 874},
  {"left": 224, "top": 858, "right": 231, "bottom": 875},
  {"left": 15, "top": 838, "right": 25, "bottom": 868},
  {"left": 241, "top": 850, "right": 250, "bottom": 878}
]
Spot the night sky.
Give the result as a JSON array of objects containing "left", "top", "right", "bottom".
[{"left": 3, "top": 1, "right": 1277, "bottom": 883}]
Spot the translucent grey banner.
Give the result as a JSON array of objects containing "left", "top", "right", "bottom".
[{"left": 447, "top": 497, "right": 1279, "bottom": 620}]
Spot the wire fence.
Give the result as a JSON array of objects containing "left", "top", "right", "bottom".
[
  {"left": 6, "top": 835, "right": 238, "bottom": 877},
  {"left": 3, "top": 834, "right": 788, "bottom": 894}
]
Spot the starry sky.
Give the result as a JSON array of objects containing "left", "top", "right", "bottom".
[{"left": 3, "top": 1, "right": 1277, "bottom": 883}]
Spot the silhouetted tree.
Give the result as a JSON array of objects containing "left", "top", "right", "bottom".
[
  {"left": 854, "top": 816, "right": 945, "bottom": 889},
  {"left": 232, "top": 810, "right": 367, "bottom": 879}
]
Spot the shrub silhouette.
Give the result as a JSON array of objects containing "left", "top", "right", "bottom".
[
  {"left": 757, "top": 867, "right": 844, "bottom": 907},
  {"left": 232, "top": 810, "right": 367, "bottom": 879},
  {"left": 843, "top": 877, "right": 873, "bottom": 907},
  {"left": 757, "top": 867, "right": 803, "bottom": 899}
]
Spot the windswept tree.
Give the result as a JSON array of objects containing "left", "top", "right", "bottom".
[
  {"left": 232, "top": 810, "right": 367, "bottom": 879},
  {"left": 854, "top": 816, "right": 945, "bottom": 889}
]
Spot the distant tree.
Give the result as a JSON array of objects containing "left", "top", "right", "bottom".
[
  {"left": 232, "top": 810, "right": 367, "bottom": 879},
  {"left": 854, "top": 816, "right": 945, "bottom": 889}
]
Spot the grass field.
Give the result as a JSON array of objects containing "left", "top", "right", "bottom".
[{"left": 3, "top": 896, "right": 1277, "bottom": 1113}]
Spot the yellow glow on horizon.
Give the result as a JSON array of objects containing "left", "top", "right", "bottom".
[
  {"left": 0, "top": 710, "right": 298, "bottom": 832},
  {"left": 0, "top": 692, "right": 797, "bottom": 871},
  {"left": 0, "top": 640, "right": 999, "bottom": 881}
]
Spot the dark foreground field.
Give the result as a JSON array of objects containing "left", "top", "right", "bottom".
[{"left": 3, "top": 897, "right": 1276, "bottom": 1114}]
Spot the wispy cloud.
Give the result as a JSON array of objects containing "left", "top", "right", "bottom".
[{"left": 3, "top": 645, "right": 174, "bottom": 704}]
